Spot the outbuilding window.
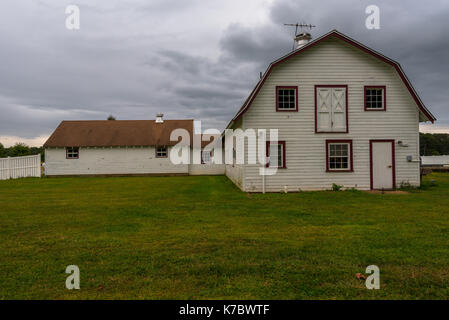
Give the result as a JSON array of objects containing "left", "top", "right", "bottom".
[
  {"left": 66, "top": 147, "right": 79, "bottom": 159},
  {"left": 326, "top": 140, "right": 353, "bottom": 172},
  {"left": 365, "top": 86, "right": 386, "bottom": 111},
  {"left": 156, "top": 146, "right": 168, "bottom": 158},
  {"left": 266, "top": 141, "right": 286, "bottom": 169},
  {"left": 276, "top": 86, "right": 298, "bottom": 111},
  {"left": 201, "top": 151, "right": 211, "bottom": 164}
]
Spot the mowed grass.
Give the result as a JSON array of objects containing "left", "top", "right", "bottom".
[{"left": 0, "top": 173, "right": 449, "bottom": 300}]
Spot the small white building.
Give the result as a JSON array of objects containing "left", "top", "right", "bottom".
[
  {"left": 225, "top": 30, "right": 436, "bottom": 191},
  {"left": 44, "top": 116, "right": 224, "bottom": 177},
  {"left": 421, "top": 156, "right": 449, "bottom": 167}
]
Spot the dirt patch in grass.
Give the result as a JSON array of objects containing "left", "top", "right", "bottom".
[{"left": 365, "top": 190, "right": 409, "bottom": 194}]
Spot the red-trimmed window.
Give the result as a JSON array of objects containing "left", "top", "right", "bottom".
[
  {"left": 266, "top": 141, "right": 286, "bottom": 168},
  {"left": 156, "top": 146, "right": 168, "bottom": 158},
  {"left": 326, "top": 140, "right": 353, "bottom": 172},
  {"left": 365, "top": 86, "right": 386, "bottom": 111},
  {"left": 276, "top": 86, "right": 298, "bottom": 111},
  {"left": 66, "top": 147, "right": 79, "bottom": 159}
]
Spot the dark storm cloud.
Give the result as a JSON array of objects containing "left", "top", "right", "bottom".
[
  {"left": 0, "top": 0, "right": 448, "bottom": 146},
  {"left": 221, "top": 0, "right": 449, "bottom": 124},
  {"left": 267, "top": 0, "right": 449, "bottom": 121},
  {"left": 219, "top": 23, "right": 292, "bottom": 66}
]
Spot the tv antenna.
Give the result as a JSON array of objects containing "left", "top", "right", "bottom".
[{"left": 284, "top": 23, "right": 316, "bottom": 51}]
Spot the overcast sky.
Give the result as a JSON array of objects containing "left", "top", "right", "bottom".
[{"left": 0, "top": 0, "right": 448, "bottom": 147}]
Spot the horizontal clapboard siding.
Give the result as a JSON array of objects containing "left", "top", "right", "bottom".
[
  {"left": 241, "top": 38, "right": 420, "bottom": 192},
  {"left": 45, "top": 147, "right": 188, "bottom": 176},
  {"left": 225, "top": 164, "right": 244, "bottom": 190},
  {"left": 225, "top": 117, "right": 245, "bottom": 189},
  {"left": 189, "top": 164, "right": 225, "bottom": 175}
]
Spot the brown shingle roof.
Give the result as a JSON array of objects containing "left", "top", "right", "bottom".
[
  {"left": 43, "top": 120, "right": 194, "bottom": 147},
  {"left": 194, "top": 134, "right": 222, "bottom": 148}
]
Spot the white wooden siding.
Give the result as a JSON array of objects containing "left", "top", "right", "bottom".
[
  {"left": 45, "top": 147, "right": 188, "bottom": 176},
  {"left": 225, "top": 164, "right": 244, "bottom": 190},
  {"left": 225, "top": 117, "right": 245, "bottom": 189},
  {"left": 240, "top": 38, "right": 421, "bottom": 192},
  {"left": 189, "top": 164, "right": 225, "bottom": 175},
  {"left": 0, "top": 155, "right": 41, "bottom": 180}
]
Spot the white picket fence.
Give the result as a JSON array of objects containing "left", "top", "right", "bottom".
[{"left": 0, "top": 154, "right": 41, "bottom": 180}]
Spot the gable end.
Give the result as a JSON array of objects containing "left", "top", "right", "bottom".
[{"left": 229, "top": 30, "right": 435, "bottom": 126}]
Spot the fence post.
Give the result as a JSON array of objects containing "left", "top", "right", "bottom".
[
  {"left": 36, "top": 154, "right": 41, "bottom": 177},
  {"left": 7, "top": 156, "right": 11, "bottom": 179}
]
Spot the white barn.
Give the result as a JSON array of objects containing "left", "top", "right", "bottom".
[{"left": 224, "top": 30, "right": 436, "bottom": 192}]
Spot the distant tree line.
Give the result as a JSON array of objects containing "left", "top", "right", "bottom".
[
  {"left": 420, "top": 133, "right": 449, "bottom": 156},
  {"left": 0, "top": 143, "right": 44, "bottom": 161}
]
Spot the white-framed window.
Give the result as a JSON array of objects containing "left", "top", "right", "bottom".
[
  {"left": 156, "top": 146, "right": 168, "bottom": 158},
  {"left": 326, "top": 140, "right": 353, "bottom": 172},
  {"left": 267, "top": 141, "right": 286, "bottom": 168},
  {"left": 276, "top": 86, "right": 298, "bottom": 111},
  {"left": 66, "top": 147, "right": 79, "bottom": 159},
  {"left": 365, "top": 86, "right": 386, "bottom": 110},
  {"left": 201, "top": 150, "right": 211, "bottom": 164}
]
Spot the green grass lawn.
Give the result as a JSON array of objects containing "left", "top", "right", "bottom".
[{"left": 1, "top": 173, "right": 448, "bottom": 299}]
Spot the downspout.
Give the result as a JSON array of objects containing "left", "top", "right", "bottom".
[{"left": 259, "top": 130, "right": 266, "bottom": 194}]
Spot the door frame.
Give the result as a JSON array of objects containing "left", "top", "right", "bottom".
[{"left": 369, "top": 139, "right": 396, "bottom": 190}]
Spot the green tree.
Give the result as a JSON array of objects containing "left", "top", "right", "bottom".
[
  {"left": 0, "top": 143, "right": 6, "bottom": 158},
  {"left": 30, "top": 146, "right": 45, "bottom": 162},
  {"left": 107, "top": 115, "right": 116, "bottom": 120},
  {"left": 420, "top": 133, "right": 449, "bottom": 156},
  {"left": 8, "top": 143, "right": 31, "bottom": 157}
]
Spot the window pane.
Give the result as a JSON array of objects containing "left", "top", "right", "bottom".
[
  {"left": 278, "top": 88, "right": 296, "bottom": 110},
  {"left": 270, "top": 144, "right": 278, "bottom": 167},
  {"left": 328, "top": 143, "right": 350, "bottom": 170},
  {"left": 278, "top": 144, "right": 283, "bottom": 167},
  {"left": 366, "top": 88, "right": 384, "bottom": 109},
  {"left": 202, "top": 151, "right": 211, "bottom": 163},
  {"left": 269, "top": 143, "right": 284, "bottom": 168},
  {"left": 67, "top": 147, "right": 79, "bottom": 158},
  {"left": 157, "top": 147, "right": 167, "bottom": 157}
]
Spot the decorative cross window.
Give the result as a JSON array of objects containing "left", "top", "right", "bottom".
[
  {"left": 276, "top": 86, "right": 298, "bottom": 111},
  {"left": 66, "top": 147, "right": 79, "bottom": 159},
  {"left": 156, "top": 146, "right": 168, "bottom": 158},
  {"left": 326, "top": 140, "right": 353, "bottom": 172},
  {"left": 315, "top": 86, "right": 348, "bottom": 133},
  {"left": 365, "top": 86, "right": 386, "bottom": 110}
]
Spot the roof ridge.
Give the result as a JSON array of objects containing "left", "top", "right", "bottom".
[
  {"left": 60, "top": 119, "right": 194, "bottom": 122},
  {"left": 44, "top": 119, "right": 194, "bottom": 148}
]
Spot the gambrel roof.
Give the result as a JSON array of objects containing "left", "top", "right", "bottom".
[{"left": 227, "top": 30, "right": 436, "bottom": 128}]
